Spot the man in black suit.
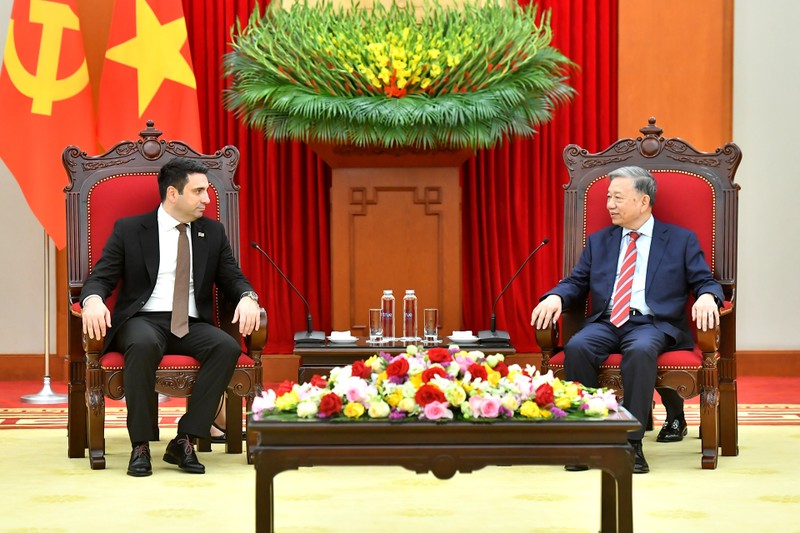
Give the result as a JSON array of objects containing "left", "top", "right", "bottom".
[
  {"left": 81, "top": 157, "right": 261, "bottom": 477},
  {"left": 531, "top": 166, "right": 723, "bottom": 473}
]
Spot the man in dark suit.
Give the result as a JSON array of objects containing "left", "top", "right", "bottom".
[
  {"left": 81, "top": 157, "right": 261, "bottom": 477},
  {"left": 531, "top": 166, "right": 722, "bottom": 473}
]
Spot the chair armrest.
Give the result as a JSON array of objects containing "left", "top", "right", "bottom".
[
  {"left": 534, "top": 322, "right": 559, "bottom": 352},
  {"left": 245, "top": 308, "right": 268, "bottom": 355}
]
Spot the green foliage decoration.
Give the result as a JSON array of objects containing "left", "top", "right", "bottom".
[{"left": 224, "top": 0, "right": 575, "bottom": 149}]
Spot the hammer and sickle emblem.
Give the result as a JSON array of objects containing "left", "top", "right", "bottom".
[{"left": 3, "top": 0, "right": 89, "bottom": 116}]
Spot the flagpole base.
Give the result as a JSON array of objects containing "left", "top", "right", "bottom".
[{"left": 20, "top": 376, "right": 68, "bottom": 404}]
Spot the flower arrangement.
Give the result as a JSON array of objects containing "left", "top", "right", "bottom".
[
  {"left": 224, "top": 0, "right": 575, "bottom": 150},
  {"left": 252, "top": 345, "right": 618, "bottom": 422}
]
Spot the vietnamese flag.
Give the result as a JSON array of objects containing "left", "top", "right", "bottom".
[
  {"left": 97, "top": 0, "right": 202, "bottom": 151},
  {"left": 0, "top": 0, "right": 97, "bottom": 250}
]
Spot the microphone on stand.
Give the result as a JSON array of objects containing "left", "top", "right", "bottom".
[
  {"left": 250, "top": 242, "right": 326, "bottom": 345},
  {"left": 478, "top": 238, "right": 549, "bottom": 346}
]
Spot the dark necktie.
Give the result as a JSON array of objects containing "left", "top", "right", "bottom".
[
  {"left": 171, "top": 223, "right": 190, "bottom": 337},
  {"left": 610, "top": 231, "right": 639, "bottom": 327}
]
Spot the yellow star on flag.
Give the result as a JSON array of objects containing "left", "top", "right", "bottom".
[{"left": 104, "top": 0, "right": 197, "bottom": 118}]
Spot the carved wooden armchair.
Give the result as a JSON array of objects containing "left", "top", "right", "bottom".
[
  {"left": 63, "top": 122, "right": 267, "bottom": 469},
  {"left": 536, "top": 118, "right": 741, "bottom": 469}
]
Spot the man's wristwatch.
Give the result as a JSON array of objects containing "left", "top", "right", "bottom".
[{"left": 241, "top": 291, "right": 258, "bottom": 302}]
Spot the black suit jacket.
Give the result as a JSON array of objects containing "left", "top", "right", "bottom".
[
  {"left": 546, "top": 219, "right": 724, "bottom": 350},
  {"left": 80, "top": 209, "right": 254, "bottom": 352}
]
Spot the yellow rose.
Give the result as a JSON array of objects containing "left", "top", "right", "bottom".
[
  {"left": 409, "top": 373, "right": 423, "bottom": 389},
  {"left": 386, "top": 389, "right": 404, "bottom": 408},
  {"left": 275, "top": 390, "right": 298, "bottom": 411},
  {"left": 555, "top": 396, "right": 573, "bottom": 410},
  {"left": 344, "top": 402, "right": 366, "bottom": 419},
  {"left": 520, "top": 400, "right": 542, "bottom": 418}
]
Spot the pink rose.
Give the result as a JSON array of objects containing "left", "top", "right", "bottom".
[
  {"left": 479, "top": 397, "right": 501, "bottom": 418},
  {"left": 423, "top": 401, "right": 454, "bottom": 420}
]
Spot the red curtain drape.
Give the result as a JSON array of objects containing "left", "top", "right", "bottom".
[
  {"left": 183, "top": 0, "right": 331, "bottom": 353},
  {"left": 462, "top": 0, "right": 618, "bottom": 352},
  {"left": 183, "top": 0, "right": 617, "bottom": 354}
]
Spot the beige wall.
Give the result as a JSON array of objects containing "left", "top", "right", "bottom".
[{"left": 733, "top": 0, "right": 800, "bottom": 349}]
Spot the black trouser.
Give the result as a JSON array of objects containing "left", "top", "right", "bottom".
[
  {"left": 111, "top": 312, "right": 241, "bottom": 443},
  {"left": 563, "top": 313, "right": 677, "bottom": 440}
]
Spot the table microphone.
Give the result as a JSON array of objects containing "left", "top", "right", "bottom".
[
  {"left": 478, "top": 238, "right": 549, "bottom": 346},
  {"left": 250, "top": 242, "right": 326, "bottom": 345}
]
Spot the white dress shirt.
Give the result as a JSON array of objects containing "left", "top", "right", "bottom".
[
  {"left": 140, "top": 205, "right": 199, "bottom": 318},
  {"left": 609, "top": 215, "right": 654, "bottom": 316}
]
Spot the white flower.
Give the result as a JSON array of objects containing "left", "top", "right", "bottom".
[
  {"left": 296, "top": 400, "right": 319, "bottom": 418},
  {"left": 368, "top": 400, "right": 391, "bottom": 418},
  {"left": 584, "top": 397, "right": 609, "bottom": 417}
]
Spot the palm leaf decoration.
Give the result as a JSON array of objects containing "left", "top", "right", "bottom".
[{"left": 224, "top": 0, "right": 575, "bottom": 150}]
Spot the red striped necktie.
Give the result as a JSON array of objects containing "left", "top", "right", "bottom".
[{"left": 610, "top": 231, "right": 640, "bottom": 327}]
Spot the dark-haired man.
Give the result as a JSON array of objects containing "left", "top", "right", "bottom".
[
  {"left": 81, "top": 157, "right": 260, "bottom": 476},
  {"left": 531, "top": 165, "right": 723, "bottom": 473}
]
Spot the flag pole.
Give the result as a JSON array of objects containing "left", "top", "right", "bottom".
[{"left": 21, "top": 231, "right": 67, "bottom": 404}]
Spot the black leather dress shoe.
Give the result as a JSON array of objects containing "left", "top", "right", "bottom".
[
  {"left": 656, "top": 417, "right": 688, "bottom": 442},
  {"left": 163, "top": 435, "right": 205, "bottom": 474},
  {"left": 628, "top": 439, "right": 649, "bottom": 474},
  {"left": 127, "top": 442, "right": 152, "bottom": 477}
]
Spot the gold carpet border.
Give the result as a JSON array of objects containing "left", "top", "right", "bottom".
[{"left": 1, "top": 405, "right": 799, "bottom": 429}]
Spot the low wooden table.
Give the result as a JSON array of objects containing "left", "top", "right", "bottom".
[
  {"left": 250, "top": 410, "right": 639, "bottom": 533},
  {"left": 293, "top": 338, "right": 516, "bottom": 382}
]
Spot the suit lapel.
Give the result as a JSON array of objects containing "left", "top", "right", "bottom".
[
  {"left": 645, "top": 219, "right": 669, "bottom": 295},
  {"left": 140, "top": 210, "right": 160, "bottom": 283},
  {"left": 191, "top": 218, "right": 210, "bottom": 290},
  {"left": 602, "top": 226, "right": 623, "bottom": 296}
]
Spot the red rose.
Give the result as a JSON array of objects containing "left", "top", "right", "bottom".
[
  {"left": 386, "top": 356, "right": 410, "bottom": 379},
  {"left": 427, "top": 348, "right": 452, "bottom": 364},
  {"left": 415, "top": 384, "right": 447, "bottom": 406},
  {"left": 468, "top": 363, "right": 488, "bottom": 382},
  {"left": 277, "top": 380, "right": 295, "bottom": 396},
  {"left": 310, "top": 374, "right": 327, "bottom": 388},
  {"left": 351, "top": 360, "right": 372, "bottom": 379},
  {"left": 494, "top": 361, "right": 509, "bottom": 377},
  {"left": 421, "top": 366, "right": 447, "bottom": 383},
  {"left": 535, "top": 383, "right": 554, "bottom": 406},
  {"left": 318, "top": 392, "right": 343, "bottom": 418}
]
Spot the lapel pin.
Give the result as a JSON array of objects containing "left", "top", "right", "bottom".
[{"left": 198, "top": 232, "right": 205, "bottom": 237}]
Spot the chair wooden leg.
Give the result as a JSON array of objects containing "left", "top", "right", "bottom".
[
  {"left": 699, "top": 386, "right": 720, "bottom": 470},
  {"left": 68, "top": 360, "right": 87, "bottom": 458},
  {"left": 718, "top": 379, "right": 739, "bottom": 457},
  {"left": 86, "top": 385, "right": 107, "bottom": 470},
  {"left": 224, "top": 391, "right": 243, "bottom": 455}
]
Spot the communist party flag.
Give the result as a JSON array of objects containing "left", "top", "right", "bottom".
[
  {"left": 0, "top": 0, "right": 97, "bottom": 250},
  {"left": 97, "top": 0, "right": 202, "bottom": 151}
]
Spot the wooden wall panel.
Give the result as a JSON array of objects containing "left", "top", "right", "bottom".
[
  {"left": 618, "top": 0, "right": 733, "bottom": 148},
  {"left": 330, "top": 167, "right": 462, "bottom": 338}
]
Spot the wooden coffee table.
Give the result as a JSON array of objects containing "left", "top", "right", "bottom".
[{"left": 250, "top": 410, "right": 639, "bottom": 533}]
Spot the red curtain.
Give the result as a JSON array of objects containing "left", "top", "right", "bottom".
[
  {"left": 462, "top": 0, "right": 618, "bottom": 352},
  {"left": 183, "top": 0, "right": 331, "bottom": 353},
  {"left": 183, "top": 0, "right": 617, "bottom": 354}
]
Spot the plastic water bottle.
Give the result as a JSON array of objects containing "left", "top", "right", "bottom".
[
  {"left": 402, "top": 289, "right": 418, "bottom": 341},
  {"left": 381, "top": 290, "right": 395, "bottom": 340}
]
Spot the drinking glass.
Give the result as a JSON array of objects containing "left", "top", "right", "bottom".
[
  {"left": 368, "top": 308, "right": 383, "bottom": 342},
  {"left": 423, "top": 308, "right": 439, "bottom": 343}
]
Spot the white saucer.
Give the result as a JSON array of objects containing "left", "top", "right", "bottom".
[
  {"left": 327, "top": 336, "right": 358, "bottom": 344},
  {"left": 447, "top": 335, "right": 479, "bottom": 344}
]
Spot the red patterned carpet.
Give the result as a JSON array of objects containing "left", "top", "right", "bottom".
[{"left": 2, "top": 377, "right": 799, "bottom": 429}]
